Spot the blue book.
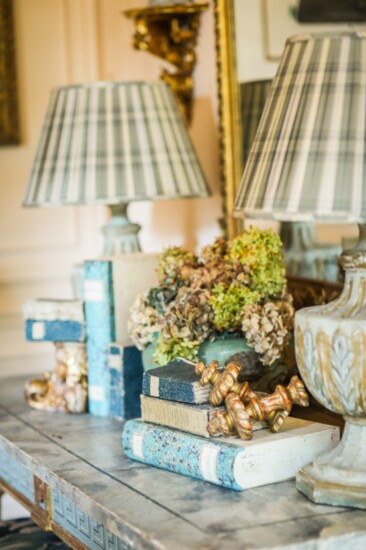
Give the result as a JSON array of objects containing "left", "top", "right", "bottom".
[
  {"left": 109, "top": 343, "right": 144, "bottom": 420},
  {"left": 84, "top": 260, "right": 115, "bottom": 417},
  {"left": 122, "top": 419, "right": 339, "bottom": 491},
  {"left": 142, "top": 360, "right": 210, "bottom": 404},
  {"left": 25, "top": 319, "right": 85, "bottom": 342}
]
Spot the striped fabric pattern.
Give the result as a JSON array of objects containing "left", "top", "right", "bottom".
[
  {"left": 234, "top": 32, "right": 366, "bottom": 223},
  {"left": 23, "top": 81, "right": 210, "bottom": 206},
  {"left": 240, "top": 80, "right": 272, "bottom": 167}
]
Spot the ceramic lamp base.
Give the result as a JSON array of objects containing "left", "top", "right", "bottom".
[
  {"left": 102, "top": 203, "right": 141, "bottom": 255},
  {"left": 296, "top": 417, "right": 366, "bottom": 509}
]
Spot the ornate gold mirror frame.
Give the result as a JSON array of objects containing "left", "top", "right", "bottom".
[
  {"left": 0, "top": 0, "right": 20, "bottom": 145},
  {"left": 214, "top": 0, "right": 242, "bottom": 240}
]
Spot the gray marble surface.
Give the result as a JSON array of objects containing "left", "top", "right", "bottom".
[{"left": 0, "top": 376, "right": 365, "bottom": 549}]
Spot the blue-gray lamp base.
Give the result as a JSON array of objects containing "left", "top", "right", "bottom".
[{"left": 102, "top": 203, "right": 141, "bottom": 256}]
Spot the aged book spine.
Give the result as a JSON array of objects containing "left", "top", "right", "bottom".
[
  {"left": 140, "top": 395, "right": 222, "bottom": 437},
  {"left": 122, "top": 419, "right": 339, "bottom": 491},
  {"left": 84, "top": 260, "right": 115, "bottom": 417},
  {"left": 23, "top": 299, "right": 84, "bottom": 322},
  {"left": 109, "top": 343, "right": 144, "bottom": 420},
  {"left": 141, "top": 396, "right": 266, "bottom": 437},
  {"left": 25, "top": 319, "right": 85, "bottom": 342},
  {"left": 142, "top": 372, "right": 210, "bottom": 404}
]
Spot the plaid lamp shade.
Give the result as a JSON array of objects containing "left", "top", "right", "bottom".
[
  {"left": 240, "top": 80, "right": 272, "bottom": 167},
  {"left": 23, "top": 81, "right": 210, "bottom": 206},
  {"left": 234, "top": 32, "right": 366, "bottom": 223}
]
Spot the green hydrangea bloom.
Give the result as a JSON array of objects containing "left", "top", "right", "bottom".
[
  {"left": 228, "top": 227, "right": 286, "bottom": 298},
  {"left": 154, "top": 333, "right": 200, "bottom": 365},
  {"left": 156, "top": 246, "right": 198, "bottom": 288},
  {"left": 211, "top": 283, "right": 261, "bottom": 332}
]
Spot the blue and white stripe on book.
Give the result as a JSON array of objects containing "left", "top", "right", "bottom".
[
  {"left": 25, "top": 319, "right": 85, "bottom": 342},
  {"left": 109, "top": 343, "right": 143, "bottom": 420},
  {"left": 122, "top": 419, "right": 339, "bottom": 491},
  {"left": 84, "top": 260, "right": 115, "bottom": 417}
]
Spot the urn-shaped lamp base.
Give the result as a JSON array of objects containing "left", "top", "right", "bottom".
[{"left": 295, "top": 223, "right": 366, "bottom": 509}]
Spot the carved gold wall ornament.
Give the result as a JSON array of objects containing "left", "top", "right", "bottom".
[
  {"left": 195, "top": 359, "right": 309, "bottom": 440},
  {"left": 25, "top": 343, "right": 88, "bottom": 413},
  {"left": 124, "top": 2, "right": 208, "bottom": 122},
  {"left": 0, "top": 0, "right": 20, "bottom": 145}
]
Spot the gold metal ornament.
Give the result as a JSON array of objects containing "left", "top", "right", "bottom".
[
  {"left": 124, "top": 2, "right": 208, "bottom": 122},
  {"left": 195, "top": 359, "right": 250, "bottom": 405},
  {"left": 195, "top": 359, "right": 309, "bottom": 440},
  {"left": 25, "top": 343, "right": 88, "bottom": 413}
]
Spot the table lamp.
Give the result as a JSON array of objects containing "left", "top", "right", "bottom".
[
  {"left": 23, "top": 81, "right": 210, "bottom": 255},
  {"left": 234, "top": 31, "right": 366, "bottom": 509},
  {"left": 240, "top": 79, "right": 340, "bottom": 281}
]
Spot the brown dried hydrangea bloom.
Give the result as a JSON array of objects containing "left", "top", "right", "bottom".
[
  {"left": 187, "top": 239, "right": 252, "bottom": 290},
  {"left": 201, "top": 237, "right": 228, "bottom": 263},
  {"left": 162, "top": 287, "right": 215, "bottom": 344},
  {"left": 156, "top": 246, "right": 199, "bottom": 289},
  {"left": 241, "top": 292, "right": 294, "bottom": 366}
]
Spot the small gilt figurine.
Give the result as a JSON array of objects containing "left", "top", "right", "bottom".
[
  {"left": 195, "top": 360, "right": 309, "bottom": 440},
  {"left": 25, "top": 343, "right": 88, "bottom": 413}
]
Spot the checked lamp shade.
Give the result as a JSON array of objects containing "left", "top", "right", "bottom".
[
  {"left": 240, "top": 80, "right": 272, "bottom": 167},
  {"left": 23, "top": 81, "right": 210, "bottom": 254},
  {"left": 23, "top": 81, "right": 210, "bottom": 207},
  {"left": 234, "top": 32, "right": 366, "bottom": 224}
]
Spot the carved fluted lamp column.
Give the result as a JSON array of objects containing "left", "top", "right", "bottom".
[
  {"left": 23, "top": 81, "right": 210, "bottom": 255},
  {"left": 234, "top": 32, "right": 366, "bottom": 509}
]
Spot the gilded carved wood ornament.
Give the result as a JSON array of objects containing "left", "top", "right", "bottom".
[{"left": 124, "top": 2, "right": 208, "bottom": 122}]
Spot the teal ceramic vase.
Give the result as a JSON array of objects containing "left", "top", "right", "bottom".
[
  {"left": 141, "top": 336, "right": 290, "bottom": 393},
  {"left": 142, "top": 336, "right": 259, "bottom": 374}
]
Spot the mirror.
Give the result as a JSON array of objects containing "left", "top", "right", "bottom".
[{"left": 215, "top": 0, "right": 365, "bottom": 281}]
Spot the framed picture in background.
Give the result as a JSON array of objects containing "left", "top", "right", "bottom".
[
  {"left": 0, "top": 0, "right": 20, "bottom": 145},
  {"left": 261, "top": 0, "right": 366, "bottom": 61}
]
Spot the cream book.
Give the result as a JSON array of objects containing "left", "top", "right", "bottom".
[
  {"left": 141, "top": 395, "right": 266, "bottom": 438},
  {"left": 112, "top": 252, "right": 159, "bottom": 344},
  {"left": 122, "top": 418, "right": 340, "bottom": 491}
]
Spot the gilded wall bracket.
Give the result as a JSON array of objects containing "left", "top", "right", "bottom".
[{"left": 124, "top": 2, "right": 208, "bottom": 122}]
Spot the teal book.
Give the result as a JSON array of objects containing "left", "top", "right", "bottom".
[
  {"left": 108, "top": 343, "right": 143, "bottom": 419},
  {"left": 84, "top": 260, "right": 115, "bottom": 417},
  {"left": 122, "top": 419, "right": 339, "bottom": 491},
  {"left": 142, "top": 360, "right": 210, "bottom": 404}
]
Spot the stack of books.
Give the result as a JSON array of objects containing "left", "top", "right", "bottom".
[
  {"left": 83, "top": 252, "right": 158, "bottom": 418},
  {"left": 122, "top": 360, "right": 340, "bottom": 490},
  {"left": 23, "top": 252, "right": 159, "bottom": 419}
]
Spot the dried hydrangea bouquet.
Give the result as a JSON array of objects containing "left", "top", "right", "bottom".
[{"left": 129, "top": 227, "right": 294, "bottom": 383}]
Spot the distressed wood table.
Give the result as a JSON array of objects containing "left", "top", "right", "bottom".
[{"left": 1, "top": 376, "right": 366, "bottom": 549}]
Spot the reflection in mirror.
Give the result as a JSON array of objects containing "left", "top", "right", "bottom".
[{"left": 232, "top": 0, "right": 366, "bottom": 281}]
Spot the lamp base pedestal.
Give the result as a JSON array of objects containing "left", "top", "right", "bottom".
[
  {"left": 102, "top": 203, "right": 141, "bottom": 255},
  {"left": 280, "top": 222, "right": 340, "bottom": 281},
  {"left": 296, "top": 417, "right": 366, "bottom": 509}
]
